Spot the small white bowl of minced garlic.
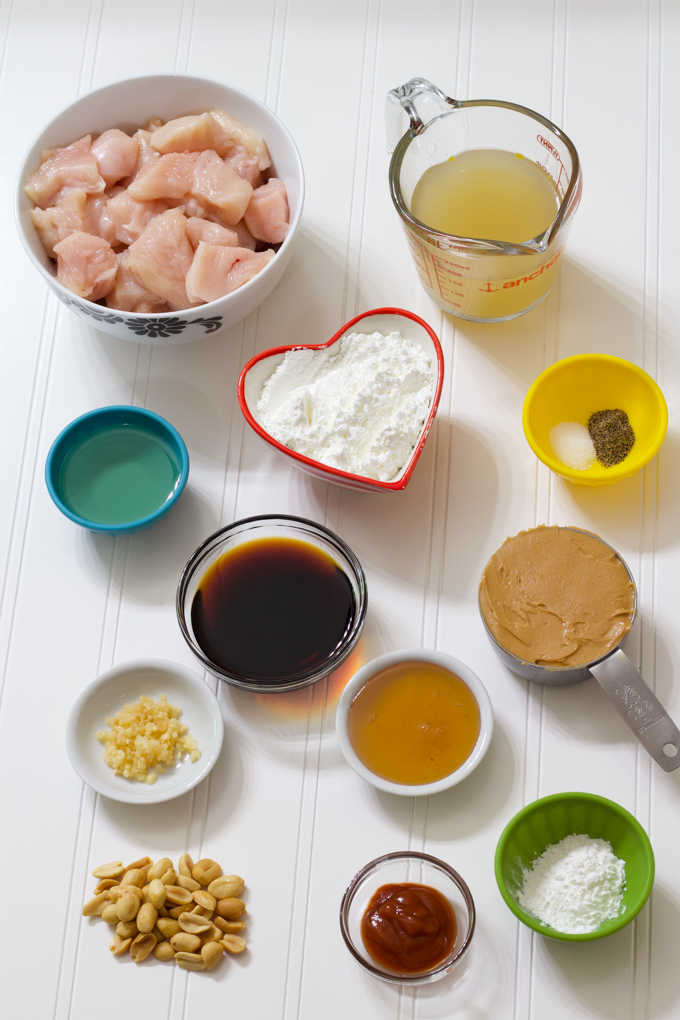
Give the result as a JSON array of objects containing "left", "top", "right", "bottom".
[{"left": 66, "top": 658, "right": 223, "bottom": 804}]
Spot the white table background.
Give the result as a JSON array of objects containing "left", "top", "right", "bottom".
[{"left": 2, "top": 1, "right": 680, "bottom": 1018}]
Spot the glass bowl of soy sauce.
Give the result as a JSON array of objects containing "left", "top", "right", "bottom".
[{"left": 177, "top": 515, "right": 367, "bottom": 692}]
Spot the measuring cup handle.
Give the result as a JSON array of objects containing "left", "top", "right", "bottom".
[
  {"left": 385, "top": 78, "right": 457, "bottom": 153},
  {"left": 589, "top": 649, "right": 680, "bottom": 771}
]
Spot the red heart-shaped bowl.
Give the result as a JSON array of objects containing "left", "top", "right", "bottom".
[{"left": 237, "top": 307, "right": 444, "bottom": 492}]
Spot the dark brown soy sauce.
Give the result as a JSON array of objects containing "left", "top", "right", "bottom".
[{"left": 191, "top": 537, "right": 355, "bottom": 682}]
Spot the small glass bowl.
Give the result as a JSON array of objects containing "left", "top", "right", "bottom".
[
  {"left": 339, "top": 851, "right": 475, "bottom": 985},
  {"left": 177, "top": 514, "right": 367, "bottom": 693}
]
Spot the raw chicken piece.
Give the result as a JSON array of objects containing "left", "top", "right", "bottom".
[
  {"left": 233, "top": 218, "right": 257, "bottom": 251},
  {"left": 25, "top": 136, "right": 105, "bottom": 209},
  {"left": 127, "top": 152, "right": 198, "bottom": 201},
  {"left": 186, "top": 217, "right": 238, "bottom": 249},
  {"left": 108, "top": 191, "right": 169, "bottom": 245},
  {"left": 224, "top": 144, "right": 262, "bottom": 189},
  {"left": 30, "top": 190, "right": 116, "bottom": 254},
  {"left": 243, "top": 178, "right": 289, "bottom": 244},
  {"left": 190, "top": 150, "right": 253, "bottom": 225},
  {"left": 207, "top": 110, "right": 271, "bottom": 171},
  {"left": 91, "top": 129, "right": 139, "bottom": 187},
  {"left": 143, "top": 116, "right": 165, "bottom": 131},
  {"left": 106, "top": 251, "right": 169, "bottom": 312},
  {"left": 183, "top": 196, "right": 208, "bottom": 219},
  {"left": 30, "top": 189, "right": 88, "bottom": 255},
  {"left": 83, "top": 194, "right": 118, "bottom": 247},
  {"left": 226, "top": 248, "right": 275, "bottom": 291},
  {"left": 125, "top": 208, "right": 199, "bottom": 308},
  {"left": 127, "top": 129, "right": 160, "bottom": 181},
  {"left": 54, "top": 231, "right": 117, "bottom": 301},
  {"left": 150, "top": 113, "right": 234, "bottom": 157},
  {"left": 186, "top": 242, "right": 274, "bottom": 303}
]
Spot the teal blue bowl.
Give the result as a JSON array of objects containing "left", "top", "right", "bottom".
[
  {"left": 495, "top": 792, "right": 654, "bottom": 941},
  {"left": 45, "top": 406, "right": 189, "bottom": 535}
]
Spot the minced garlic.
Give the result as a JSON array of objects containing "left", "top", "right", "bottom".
[{"left": 96, "top": 694, "right": 201, "bottom": 784}]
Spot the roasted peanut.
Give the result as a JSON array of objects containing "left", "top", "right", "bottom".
[
  {"left": 82, "top": 892, "right": 108, "bottom": 917},
  {"left": 154, "top": 941, "right": 175, "bottom": 961},
  {"left": 94, "top": 879, "right": 120, "bottom": 895},
  {"left": 171, "top": 932, "right": 201, "bottom": 953},
  {"left": 152, "top": 925, "right": 166, "bottom": 942},
  {"left": 156, "top": 918, "right": 181, "bottom": 938},
  {"left": 193, "top": 890, "right": 216, "bottom": 912},
  {"left": 160, "top": 869, "right": 178, "bottom": 886},
  {"left": 116, "top": 920, "right": 138, "bottom": 939},
  {"left": 214, "top": 917, "right": 246, "bottom": 935},
  {"left": 215, "top": 898, "right": 246, "bottom": 921},
  {"left": 147, "top": 858, "right": 173, "bottom": 882},
  {"left": 137, "top": 903, "right": 158, "bottom": 934},
  {"left": 199, "top": 924, "right": 223, "bottom": 945},
  {"left": 177, "top": 874, "right": 201, "bottom": 892},
  {"left": 178, "top": 911, "right": 211, "bottom": 935},
  {"left": 125, "top": 856, "right": 152, "bottom": 872},
  {"left": 109, "top": 935, "right": 132, "bottom": 955},
  {"left": 192, "top": 859, "right": 221, "bottom": 885},
  {"left": 220, "top": 934, "right": 246, "bottom": 954},
  {"left": 168, "top": 905, "right": 188, "bottom": 919},
  {"left": 102, "top": 903, "right": 120, "bottom": 924},
  {"left": 164, "top": 885, "right": 193, "bottom": 906},
  {"left": 116, "top": 890, "right": 141, "bottom": 922},
  {"left": 174, "top": 951, "right": 205, "bottom": 971},
  {"left": 201, "top": 941, "right": 223, "bottom": 970},
  {"left": 148, "top": 879, "right": 167, "bottom": 909},
  {"left": 130, "top": 933, "right": 156, "bottom": 963},
  {"left": 157, "top": 905, "right": 170, "bottom": 918},
  {"left": 121, "top": 868, "right": 146, "bottom": 888},
  {"left": 108, "top": 885, "right": 144, "bottom": 903},
  {"left": 93, "top": 861, "right": 125, "bottom": 880},
  {"left": 178, "top": 853, "right": 194, "bottom": 879},
  {"left": 208, "top": 875, "right": 244, "bottom": 900},
  {"left": 191, "top": 904, "right": 214, "bottom": 919}
]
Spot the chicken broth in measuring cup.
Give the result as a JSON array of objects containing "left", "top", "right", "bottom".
[
  {"left": 410, "top": 150, "right": 559, "bottom": 245},
  {"left": 387, "top": 80, "right": 581, "bottom": 322}
]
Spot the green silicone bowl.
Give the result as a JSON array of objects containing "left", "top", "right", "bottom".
[{"left": 495, "top": 792, "right": 654, "bottom": 941}]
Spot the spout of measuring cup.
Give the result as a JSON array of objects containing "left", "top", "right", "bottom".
[{"left": 385, "top": 77, "right": 457, "bottom": 153}]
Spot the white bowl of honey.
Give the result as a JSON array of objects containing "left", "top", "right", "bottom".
[{"left": 336, "top": 649, "right": 493, "bottom": 796}]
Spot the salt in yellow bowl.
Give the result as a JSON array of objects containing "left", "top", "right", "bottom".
[{"left": 523, "top": 354, "right": 667, "bottom": 486}]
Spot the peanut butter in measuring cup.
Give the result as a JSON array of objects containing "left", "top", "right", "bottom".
[{"left": 386, "top": 79, "right": 582, "bottom": 323}]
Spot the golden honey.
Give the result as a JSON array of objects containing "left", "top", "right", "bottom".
[{"left": 347, "top": 661, "right": 480, "bottom": 785}]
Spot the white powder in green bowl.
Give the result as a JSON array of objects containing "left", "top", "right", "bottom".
[{"left": 549, "top": 421, "right": 596, "bottom": 471}]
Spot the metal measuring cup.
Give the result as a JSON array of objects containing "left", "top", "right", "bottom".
[
  {"left": 385, "top": 77, "right": 582, "bottom": 323},
  {"left": 479, "top": 528, "right": 680, "bottom": 772}
]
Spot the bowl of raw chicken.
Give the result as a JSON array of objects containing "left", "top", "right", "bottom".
[{"left": 16, "top": 74, "right": 304, "bottom": 343}]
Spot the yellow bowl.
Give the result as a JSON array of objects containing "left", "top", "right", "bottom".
[{"left": 523, "top": 354, "right": 668, "bottom": 486}]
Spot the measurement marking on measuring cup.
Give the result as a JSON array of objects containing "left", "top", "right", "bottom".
[
  {"left": 405, "top": 234, "right": 434, "bottom": 288},
  {"left": 537, "top": 135, "right": 569, "bottom": 197}
]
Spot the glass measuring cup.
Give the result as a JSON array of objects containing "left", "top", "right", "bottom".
[
  {"left": 386, "top": 78, "right": 582, "bottom": 322},
  {"left": 478, "top": 528, "right": 680, "bottom": 772}
]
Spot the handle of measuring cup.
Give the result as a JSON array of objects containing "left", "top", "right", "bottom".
[
  {"left": 589, "top": 649, "right": 680, "bottom": 771},
  {"left": 385, "top": 77, "right": 457, "bottom": 153}
]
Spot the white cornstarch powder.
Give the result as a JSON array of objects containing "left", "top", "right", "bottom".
[
  {"left": 517, "top": 833, "right": 626, "bottom": 934},
  {"left": 256, "top": 331, "right": 434, "bottom": 481}
]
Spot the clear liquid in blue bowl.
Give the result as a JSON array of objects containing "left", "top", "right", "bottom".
[{"left": 58, "top": 424, "right": 181, "bottom": 526}]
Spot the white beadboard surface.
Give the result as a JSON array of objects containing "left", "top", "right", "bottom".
[{"left": 2, "top": 2, "right": 680, "bottom": 1018}]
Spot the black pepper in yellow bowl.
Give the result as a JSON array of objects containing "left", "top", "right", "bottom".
[{"left": 522, "top": 353, "right": 667, "bottom": 486}]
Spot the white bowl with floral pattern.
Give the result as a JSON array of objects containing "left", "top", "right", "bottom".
[{"left": 16, "top": 74, "right": 304, "bottom": 344}]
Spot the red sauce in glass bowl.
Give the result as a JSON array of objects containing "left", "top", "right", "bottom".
[{"left": 361, "top": 882, "right": 456, "bottom": 973}]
